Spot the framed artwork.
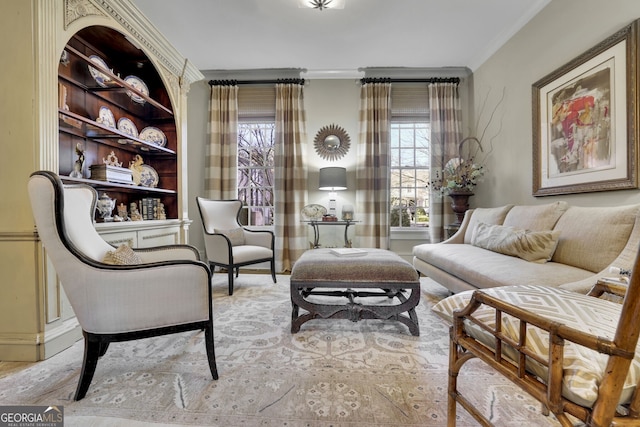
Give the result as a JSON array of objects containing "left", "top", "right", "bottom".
[{"left": 532, "top": 19, "right": 639, "bottom": 196}]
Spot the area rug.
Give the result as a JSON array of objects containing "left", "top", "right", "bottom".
[{"left": 0, "top": 274, "right": 559, "bottom": 426}]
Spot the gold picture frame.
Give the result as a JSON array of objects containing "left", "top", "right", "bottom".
[{"left": 532, "top": 19, "right": 640, "bottom": 196}]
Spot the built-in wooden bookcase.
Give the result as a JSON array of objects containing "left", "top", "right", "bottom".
[{"left": 58, "top": 26, "right": 178, "bottom": 221}]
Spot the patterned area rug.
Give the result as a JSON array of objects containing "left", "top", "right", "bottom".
[{"left": 0, "top": 274, "right": 560, "bottom": 426}]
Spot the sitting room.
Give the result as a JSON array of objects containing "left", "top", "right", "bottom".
[{"left": 3, "top": 1, "right": 640, "bottom": 426}]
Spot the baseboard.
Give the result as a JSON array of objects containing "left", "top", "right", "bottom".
[{"left": 0, "top": 318, "right": 82, "bottom": 362}]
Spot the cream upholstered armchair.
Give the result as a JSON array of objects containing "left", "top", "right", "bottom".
[
  {"left": 28, "top": 171, "right": 218, "bottom": 400},
  {"left": 196, "top": 197, "right": 276, "bottom": 295}
]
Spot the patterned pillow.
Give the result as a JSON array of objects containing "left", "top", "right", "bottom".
[
  {"left": 216, "top": 228, "right": 245, "bottom": 246},
  {"left": 103, "top": 244, "right": 142, "bottom": 265},
  {"left": 432, "top": 285, "right": 640, "bottom": 408},
  {"left": 471, "top": 222, "right": 560, "bottom": 263}
]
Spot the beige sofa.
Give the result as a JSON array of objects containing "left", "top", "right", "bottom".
[{"left": 413, "top": 201, "right": 640, "bottom": 294}]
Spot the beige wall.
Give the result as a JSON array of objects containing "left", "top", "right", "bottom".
[{"left": 471, "top": 0, "right": 640, "bottom": 209}]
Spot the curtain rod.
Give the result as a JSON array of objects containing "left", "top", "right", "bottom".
[
  {"left": 360, "top": 77, "right": 460, "bottom": 85},
  {"left": 208, "top": 78, "right": 305, "bottom": 86}
]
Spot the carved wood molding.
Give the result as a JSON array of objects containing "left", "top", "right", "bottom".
[
  {"left": 64, "top": 0, "right": 105, "bottom": 29},
  {"left": 64, "top": 0, "right": 203, "bottom": 90}
]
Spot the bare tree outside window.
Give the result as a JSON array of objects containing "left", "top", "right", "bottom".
[
  {"left": 390, "top": 122, "right": 430, "bottom": 228},
  {"left": 237, "top": 122, "right": 275, "bottom": 226}
]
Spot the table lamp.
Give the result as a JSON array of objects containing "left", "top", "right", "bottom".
[{"left": 319, "top": 167, "right": 347, "bottom": 216}]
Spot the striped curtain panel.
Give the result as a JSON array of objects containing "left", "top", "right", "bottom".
[
  {"left": 355, "top": 82, "right": 392, "bottom": 249},
  {"left": 205, "top": 84, "right": 238, "bottom": 199},
  {"left": 429, "top": 82, "right": 462, "bottom": 243},
  {"left": 274, "top": 83, "right": 308, "bottom": 272}
]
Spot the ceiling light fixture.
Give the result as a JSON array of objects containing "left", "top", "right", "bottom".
[{"left": 298, "top": 0, "right": 345, "bottom": 10}]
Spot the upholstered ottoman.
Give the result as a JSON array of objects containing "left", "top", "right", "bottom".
[{"left": 290, "top": 248, "right": 420, "bottom": 335}]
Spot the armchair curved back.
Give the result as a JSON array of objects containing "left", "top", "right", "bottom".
[
  {"left": 28, "top": 172, "right": 116, "bottom": 318},
  {"left": 196, "top": 198, "right": 243, "bottom": 233}
]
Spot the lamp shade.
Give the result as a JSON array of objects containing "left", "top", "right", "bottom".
[{"left": 318, "top": 167, "right": 347, "bottom": 190}]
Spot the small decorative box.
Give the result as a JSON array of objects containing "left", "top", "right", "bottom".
[{"left": 90, "top": 164, "right": 133, "bottom": 184}]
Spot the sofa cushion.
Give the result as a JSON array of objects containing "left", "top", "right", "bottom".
[
  {"left": 412, "top": 243, "right": 592, "bottom": 290},
  {"left": 432, "top": 285, "right": 640, "bottom": 408},
  {"left": 471, "top": 222, "right": 561, "bottom": 263},
  {"left": 551, "top": 205, "right": 640, "bottom": 272},
  {"left": 463, "top": 205, "right": 513, "bottom": 243},
  {"left": 502, "top": 201, "right": 568, "bottom": 231}
]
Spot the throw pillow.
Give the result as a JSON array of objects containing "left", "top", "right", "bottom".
[
  {"left": 103, "top": 244, "right": 142, "bottom": 265},
  {"left": 216, "top": 227, "right": 245, "bottom": 246},
  {"left": 471, "top": 222, "right": 560, "bottom": 263},
  {"left": 463, "top": 204, "right": 514, "bottom": 243}
]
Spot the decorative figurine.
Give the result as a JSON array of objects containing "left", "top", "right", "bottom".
[
  {"left": 103, "top": 151, "right": 122, "bottom": 167},
  {"left": 69, "top": 143, "right": 85, "bottom": 179},
  {"left": 157, "top": 202, "right": 166, "bottom": 220},
  {"left": 115, "top": 203, "right": 129, "bottom": 222},
  {"left": 129, "top": 154, "right": 144, "bottom": 185},
  {"left": 129, "top": 202, "right": 143, "bottom": 221}
]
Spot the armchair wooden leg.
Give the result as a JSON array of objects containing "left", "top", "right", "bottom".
[
  {"left": 448, "top": 331, "right": 459, "bottom": 427},
  {"left": 270, "top": 259, "right": 277, "bottom": 283},
  {"left": 74, "top": 333, "right": 103, "bottom": 401},
  {"left": 98, "top": 342, "right": 109, "bottom": 357},
  {"left": 204, "top": 322, "right": 219, "bottom": 380},
  {"left": 228, "top": 268, "right": 234, "bottom": 295}
]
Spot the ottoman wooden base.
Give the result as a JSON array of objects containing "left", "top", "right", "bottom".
[{"left": 290, "top": 248, "right": 420, "bottom": 335}]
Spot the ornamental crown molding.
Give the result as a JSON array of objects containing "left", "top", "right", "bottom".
[
  {"left": 64, "top": 0, "right": 105, "bottom": 28},
  {"left": 65, "top": 0, "right": 204, "bottom": 88}
]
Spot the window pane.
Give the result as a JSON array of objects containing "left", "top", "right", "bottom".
[
  {"left": 390, "top": 169, "right": 401, "bottom": 187},
  {"left": 399, "top": 127, "right": 415, "bottom": 147},
  {"left": 400, "top": 149, "right": 415, "bottom": 167},
  {"left": 390, "top": 148, "right": 400, "bottom": 167}
]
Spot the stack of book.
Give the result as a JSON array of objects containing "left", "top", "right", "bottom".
[{"left": 140, "top": 197, "right": 162, "bottom": 220}]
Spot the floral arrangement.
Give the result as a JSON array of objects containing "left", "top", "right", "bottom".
[{"left": 429, "top": 137, "right": 486, "bottom": 196}]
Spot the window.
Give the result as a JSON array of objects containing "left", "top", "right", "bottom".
[
  {"left": 237, "top": 123, "right": 275, "bottom": 226},
  {"left": 237, "top": 86, "right": 276, "bottom": 226},
  {"left": 390, "top": 123, "right": 430, "bottom": 227},
  {"left": 389, "top": 84, "right": 430, "bottom": 228}
]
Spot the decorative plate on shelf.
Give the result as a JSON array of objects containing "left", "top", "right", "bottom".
[
  {"left": 117, "top": 117, "right": 138, "bottom": 139},
  {"left": 124, "top": 75, "right": 149, "bottom": 104},
  {"left": 301, "top": 204, "right": 327, "bottom": 221},
  {"left": 139, "top": 126, "right": 167, "bottom": 147},
  {"left": 88, "top": 55, "right": 112, "bottom": 87},
  {"left": 96, "top": 106, "right": 116, "bottom": 128},
  {"left": 138, "top": 165, "right": 159, "bottom": 188}
]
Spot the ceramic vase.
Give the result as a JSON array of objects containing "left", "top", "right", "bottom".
[{"left": 448, "top": 191, "right": 474, "bottom": 226}]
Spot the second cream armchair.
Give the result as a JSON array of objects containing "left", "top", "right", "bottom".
[{"left": 196, "top": 197, "right": 276, "bottom": 295}]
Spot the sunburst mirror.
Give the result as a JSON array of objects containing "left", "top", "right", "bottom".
[{"left": 313, "top": 124, "right": 350, "bottom": 161}]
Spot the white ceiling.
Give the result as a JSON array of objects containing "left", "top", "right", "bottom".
[{"left": 132, "top": 0, "right": 550, "bottom": 75}]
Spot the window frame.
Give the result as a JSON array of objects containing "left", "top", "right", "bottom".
[
  {"left": 389, "top": 121, "right": 431, "bottom": 230},
  {"left": 237, "top": 121, "right": 275, "bottom": 227}
]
